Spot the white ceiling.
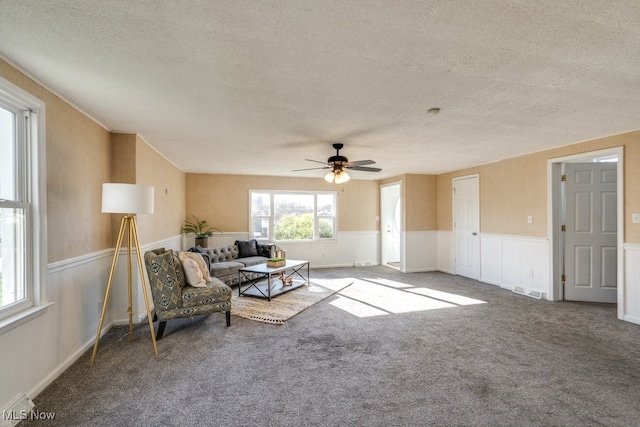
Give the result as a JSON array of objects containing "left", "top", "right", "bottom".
[{"left": 1, "top": 0, "right": 639, "bottom": 179}]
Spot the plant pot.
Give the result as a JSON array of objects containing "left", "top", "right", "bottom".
[
  {"left": 195, "top": 237, "right": 208, "bottom": 248},
  {"left": 267, "top": 258, "right": 286, "bottom": 268}
]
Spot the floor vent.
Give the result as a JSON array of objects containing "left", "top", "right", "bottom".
[
  {"left": 513, "top": 287, "right": 544, "bottom": 300},
  {"left": 354, "top": 261, "right": 372, "bottom": 267},
  {"left": 1, "top": 395, "right": 35, "bottom": 427},
  {"left": 527, "top": 290, "right": 543, "bottom": 299}
]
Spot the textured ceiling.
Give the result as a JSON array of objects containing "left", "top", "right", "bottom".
[{"left": 1, "top": 0, "right": 639, "bottom": 179}]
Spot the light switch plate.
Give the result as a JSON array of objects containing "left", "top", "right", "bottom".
[{"left": 632, "top": 213, "right": 640, "bottom": 224}]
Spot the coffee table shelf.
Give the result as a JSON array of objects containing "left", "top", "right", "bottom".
[{"left": 238, "top": 259, "right": 310, "bottom": 301}]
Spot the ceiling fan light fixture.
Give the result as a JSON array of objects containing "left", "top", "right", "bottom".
[
  {"left": 324, "top": 170, "right": 335, "bottom": 183},
  {"left": 335, "top": 170, "right": 350, "bottom": 184},
  {"left": 324, "top": 169, "right": 351, "bottom": 184}
]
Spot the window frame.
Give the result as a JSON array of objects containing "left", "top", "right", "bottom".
[
  {"left": 249, "top": 190, "right": 338, "bottom": 242},
  {"left": 0, "top": 75, "right": 48, "bottom": 333}
]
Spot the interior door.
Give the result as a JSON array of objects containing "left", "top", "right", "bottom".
[
  {"left": 381, "top": 183, "right": 401, "bottom": 268},
  {"left": 454, "top": 175, "right": 480, "bottom": 280},
  {"left": 564, "top": 163, "right": 617, "bottom": 302}
]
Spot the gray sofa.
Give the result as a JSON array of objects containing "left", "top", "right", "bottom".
[{"left": 189, "top": 239, "right": 275, "bottom": 287}]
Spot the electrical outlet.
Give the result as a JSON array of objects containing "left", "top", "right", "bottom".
[
  {"left": 633, "top": 213, "right": 640, "bottom": 224},
  {"left": 527, "top": 215, "right": 533, "bottom": 224},
  {"left": 527, "top": 269, "right": 533, "bottom": 277}
]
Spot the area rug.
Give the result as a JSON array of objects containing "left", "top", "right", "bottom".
[{"left": 231, "top": 279, "right": 352, "bottom": 324}]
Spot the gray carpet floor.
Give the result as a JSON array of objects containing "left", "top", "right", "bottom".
[{"left": 23, "top": 267, "right": 640, "bottom": 426}]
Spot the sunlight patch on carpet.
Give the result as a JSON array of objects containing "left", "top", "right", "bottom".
[{"left": 327, "top": 277, "right": 487, "bottom": 318}]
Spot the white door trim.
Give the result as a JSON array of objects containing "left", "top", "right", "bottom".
[
  {"left": 380, "top": 181, "right": 403, "bottom": 270},
  {"left": 453, "top": 174, "right": 480, "bottom": 280},
  {"left": 547, "top": 146, "right": 624, "bottom": 318}
]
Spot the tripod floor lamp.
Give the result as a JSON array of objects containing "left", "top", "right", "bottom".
[{"left": 90, "top": 183, "right": 156, "bottom": 367}]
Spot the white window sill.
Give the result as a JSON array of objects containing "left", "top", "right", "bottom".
[{"left": 0, "top": 302, "right": 54, "bottom": 337}]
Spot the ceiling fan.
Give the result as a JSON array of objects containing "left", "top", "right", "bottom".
[{"left": 293, "top": 143, "right": 382, "bottom": 183}]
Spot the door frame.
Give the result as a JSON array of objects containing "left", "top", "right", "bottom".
[
  {"left": 547, "top": 146, "right": 624, "bottom": 317},
  {"left": 453, "top": 174, "right": 480, "bottom": 280},
  {"left": 380, "top": 181, "right": 403, "bottom": 270}
]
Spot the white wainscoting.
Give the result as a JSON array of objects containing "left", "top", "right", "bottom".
[
  {"left": 480, "top": 234, "right": 550, "bottom": 298},
  {"left": 403, "top": 231, "right": 438, "bottom": 273},
  {"left": 437, "top": 230, "right": 455, "bottom": 274},
  {"left": 436, "top": 231, "right": 551, "bottom": 299},
  {"left": 184, "top": 231, "right": 380, "bottom": 268},
  {"left": 623, "top": 243, "right": 640, "bottom": 325}
]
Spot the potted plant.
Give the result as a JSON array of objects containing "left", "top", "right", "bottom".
[{"left": 181, "top": 215, "right": 221, "bottom": 247}]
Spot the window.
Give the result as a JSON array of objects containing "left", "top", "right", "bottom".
[
  {"left": 0, "top": 77, "right": 45, "bottom": 326},
  {"left": 250, "top": 191, "right": 337, "bottom": 241}
]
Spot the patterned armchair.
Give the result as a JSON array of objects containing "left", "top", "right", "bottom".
[{"left": 144, "top": 248, "right": 232, "bottom": 339}]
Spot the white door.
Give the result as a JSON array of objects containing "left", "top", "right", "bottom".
[
  {"left": 454, "top": 175, "right": 480, "bottom": 279},
  {"left": 564, "top": 163, "right": 617, "bottom": 302},
  {"left": 381, "top": 183, "right": 401, "bottom": 268}
]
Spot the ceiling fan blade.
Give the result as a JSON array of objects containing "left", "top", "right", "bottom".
[
  {"left": 347, "top": 159, "right": 375, "bottom": 166},
  {"left": 305, "top": 159, "right": 329, "bottom": 165},
  {"left": 292, "top": 166, "right": 331, "bottom": 172},
  {"left": 346, "top": 166, "right": 382, "bottom": 172}
]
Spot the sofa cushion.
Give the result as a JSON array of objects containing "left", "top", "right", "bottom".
[
  {"left": 209, "top": 261, "right": 245, "bottom": 278},
  {"left": 236, "top": 239, "right": 258, "bottom": 257},
  {"left": 239, "top": 256, "right": 269, "bottom": 267},
  {"left": 256, "top": 242, "right": 275, "bottom": 258},
  {"left": 188, "top": 246, "right": 207, "bottom": 254}
]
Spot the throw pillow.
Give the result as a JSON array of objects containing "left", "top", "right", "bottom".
[
  {"left": 179, "top": 251, "right": 212, "bottom": 283},
  {"left": 181, "top": 257, "right": 207, "bottom": 288},
  {"left": 236, "top": 239, "right": 258, "bottom": 257}
]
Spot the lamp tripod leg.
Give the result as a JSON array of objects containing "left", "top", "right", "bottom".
[
  {"left": 90, "top": 216, "right": 127, "bottom": 367},
  {"left": 127, "top": 218, "right": 134, "bottom": 341},
  {"left": 130, "top": 217, "right": 158, "bottom": 355}
]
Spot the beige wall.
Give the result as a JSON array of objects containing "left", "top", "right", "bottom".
[
  {"left": 404, "top": 174, "right": 437, "bottom": 231},
  {"left": 108, "top": 133, "right": 185, "bottom": 245},
  {"left": 381, "top": 174, "right": 438, "bottom": 232},
  {"left": 437, "top": 131, "right": 640, "bottom": 243},
  {"left": 0, "top": 59, "right": 186, "bottom": 262},
  {"left": 135, "top": 136, "right": 185, "bottom": 244},
  {"left": 0, "top": 58, "right": 113, "bottom": 263},
  {"left": 185, "top": 174, "right": 380, "bottom": 232}
]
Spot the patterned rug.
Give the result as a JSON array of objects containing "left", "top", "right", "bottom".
[{"left": 231, "top": 279, "right": 352, "bottom": 324}]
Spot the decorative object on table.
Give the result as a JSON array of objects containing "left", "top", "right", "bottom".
[
  {"left": 181, "top": 215, "right": 221, "bottom": 247},
  {"left": 231, "top": 280, "right": 352, "bottom": 324},
  {"left": 239, "top": 259, "right": 309, "bottom": 300},
  {"left": 267, "top": 257, "right": 286, "bottom": 268},
  {"left": 279, "top": 271, "right": 293, "bottom": 286},
  {"left": 91, "top": 183, "right": 156, "bottom": 367}
]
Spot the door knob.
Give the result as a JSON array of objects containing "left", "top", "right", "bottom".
[{"left": 472, "top": 232, "right": 478, "bottom": 236}]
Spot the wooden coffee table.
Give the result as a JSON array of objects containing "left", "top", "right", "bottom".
[{"left": 238, "top": 259, "right": 310, "bottom": 301}]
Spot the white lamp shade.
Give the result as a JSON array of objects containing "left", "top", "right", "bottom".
[{"left": 102, "top": 183, "right": 154, "bottom": 214}]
